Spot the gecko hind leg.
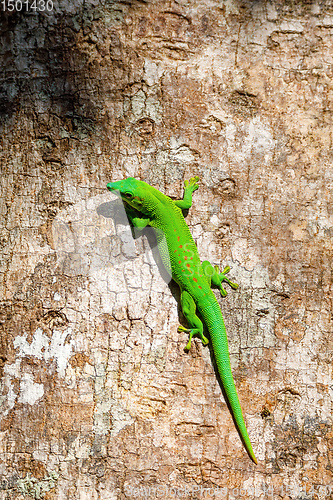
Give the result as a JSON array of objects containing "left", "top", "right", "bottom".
[
  {"left": 177, "top": 289, "right": 209, "bottom": 350},
  {"left": 201, "top": 261, "right": 238, "bottom": 297}
]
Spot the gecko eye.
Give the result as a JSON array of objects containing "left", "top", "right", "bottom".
[{"left": 123, "top": 192, "right": 133, "bottom": 199}]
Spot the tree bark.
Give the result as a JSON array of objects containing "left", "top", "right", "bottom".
[{"left": 0, "top": 1, "right": 332, "bottom": 498}]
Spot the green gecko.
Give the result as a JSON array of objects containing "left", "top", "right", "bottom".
[{"left": 107, "top": 176, "right": 257, "bottom": 464}]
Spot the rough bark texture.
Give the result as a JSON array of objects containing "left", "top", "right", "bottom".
[{"left": 0, "top": 0, "right": 332, "bottom": 498}]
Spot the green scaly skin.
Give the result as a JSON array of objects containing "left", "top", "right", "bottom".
[{"left": 107, "top": 176, "right": 257, "bottom": 464}]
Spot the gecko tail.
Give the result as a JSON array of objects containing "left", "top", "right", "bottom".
[{"left": 198, "top": 300, "right": 258, "bottom": 464}]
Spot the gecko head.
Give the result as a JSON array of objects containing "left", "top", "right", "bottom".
[{"left": 107, "top": 177, "right": 151, "bottom": 212}]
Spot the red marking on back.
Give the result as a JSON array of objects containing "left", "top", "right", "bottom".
[
  {"left": 186, "top": 263, "right": 190, "bottom": 268},
  {"left": 177, "top": 236, "right": 180, "bottom": 242},
  {"left": 193, "top": 278, "right": 198, "bottom": 282},
  {"left": 198, "top": 286, "right": 202, "bottom": 289},
  {"left": 179, "top": 245, "right": 183, "bottom": 248},
  {"left": 174, "top": 250, "right": 177, "bottom": 253},
  {"left": 184, "top": 256, "right": 187, "bottom": 260},
  {"left": 178, "top": 260, "right": 181, "bottom": 264}
]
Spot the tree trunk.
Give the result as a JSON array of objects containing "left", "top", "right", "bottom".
[{"left": 1, "top": 1, "right": 332, "bottom": 498}]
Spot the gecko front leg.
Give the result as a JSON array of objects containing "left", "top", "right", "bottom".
[
  {"left": 174, "top": 176, "right": 199, "bottom": 210},
  {"left": 124, "top": 205, "right": 151, "bottom": 228}
]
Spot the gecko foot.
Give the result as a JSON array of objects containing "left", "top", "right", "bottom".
[
  {"left": 178, "top": 325, "right": 209, "bottom": 350},
  {"left": 184, "top": 176, "right": 199, "bottom": 194},
  {"left": 218, "top": 265, "right": 239, "bottom": 290}
]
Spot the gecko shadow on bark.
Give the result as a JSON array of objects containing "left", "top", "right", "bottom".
[{"left": 97, "top": 199, "right": 176, "bottom": 288}]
